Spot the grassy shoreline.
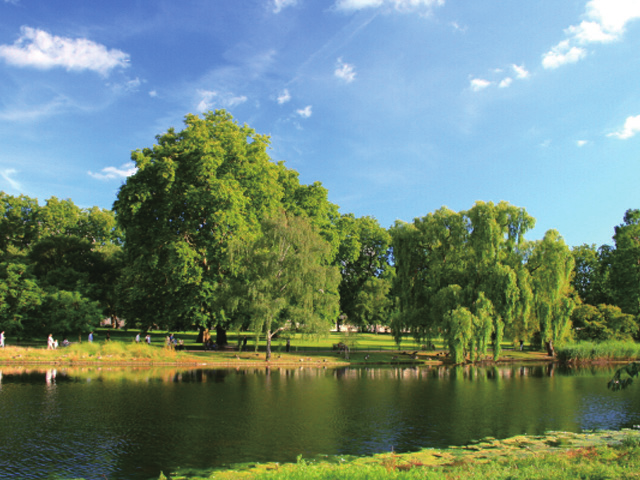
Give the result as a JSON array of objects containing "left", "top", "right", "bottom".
[
  {"left": 2, "top": 331, "right": 638, "bottom": 367},
  {"left": 159, "top": 429, "right": 640, "bottom": 479}
]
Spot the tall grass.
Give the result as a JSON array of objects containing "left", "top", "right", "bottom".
[
  {"left": 0, "top": 340, "right": 183, "bottom": 363},
  {"left": 556, "top": 341, "right": 640, "bottom": 363}
]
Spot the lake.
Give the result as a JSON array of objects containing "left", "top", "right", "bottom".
[{"left": 0, "top": 363, "right": 638, "bottom": 480}]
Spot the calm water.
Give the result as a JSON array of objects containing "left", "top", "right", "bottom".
[{"left": 0, "top": 364, "right": 638, "bottom": 480}]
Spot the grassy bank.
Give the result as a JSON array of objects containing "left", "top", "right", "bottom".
[
  {"left": 155, "top": 430, "right": 640, "bottom": 480},
  {"left": 3, "top": 330, "right": 639, "bottom": 366}
]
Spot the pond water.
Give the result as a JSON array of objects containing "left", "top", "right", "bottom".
[{"left": 0, "top": 363, "right": 638, "bottom": 480}]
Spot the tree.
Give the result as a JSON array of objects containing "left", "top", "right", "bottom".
[
  {"left": 336, "top": 215, "right": 393, "bottom": 331},
  {"left": 114, "top": 110, "right": 339, "bottom": 340},
  {"left": 571, "top": 304, "right": 638, "bottom": 342},
  {"left": 391, "top": 201, "right": 538, "bottom": 361},
  {"left": 0, "top": 192, "right": 39, "bottom": 255},
  {"left": 32, "top": 290, "right": 102, "bottom": 339},
  {"left": 611, "top": 209, "right": 640, "bottom": 316},
  {"left": 0, "top": 262, "right": 43, "bottom": 336},
  {"left": 229, "top": 211, "right": 340, "bottom": 360},
  {"left": 528, "top": 230, "right": 576, "bottom": 353},
  {"left": 572, "top": 243, "right": 614, "bottom": 306}
]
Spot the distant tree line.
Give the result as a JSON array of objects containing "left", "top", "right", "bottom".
[{"left": 1, "top": 110, "right": 638, "bottom": 360}]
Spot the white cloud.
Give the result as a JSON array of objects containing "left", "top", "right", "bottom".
[
  {"left": 470, "top": 78, "right": 491, "bottom": 91},
  {"left": 335, "top": 58, "right": 356, "bottom": 83},
  {"left": 297, "top": 105, "right": 312, "bottom": 118},
  {"left": 576, "top": 139, "right": 589, "bottom": 147},
  {"left": 335, "top": 0, "right": 444, "bottom": 13},
  {"left": 608, "top": 115, "right": 640, "bottom": 139},
  {"left": 512, "top": 64, "right": 529, "bottom": 79},
  {"left": 88, "top": 163, "right": 137, "bottom": 181},
  {"left": 498, "top": 77, "right": 513, "bottom": 88},
  {"left": 149, "top": 90, "right": 158, "bottom": 97},
  {"left": 277, "top": 89, "right": 291, "bottom": 104},
  {"left": 542, "top": 41, "right": 586, "bottom": 69},
  {"left": 0, "top": 169, "right": 21, "bottom": 190},
  {"left": 0, "top": 26, "right": 129, "bottom": 75},
  {"left": 273, "top": 0, "right": 297, "bottom": 13},
  {"left": 586, "top": 0, "right": 640, "bottom": 35},
  {"left": 567, "top": 21, "right": 617, "bottom": 44},
  {"left": 542, "top": 0, "right": 640, "bottom": 70}
]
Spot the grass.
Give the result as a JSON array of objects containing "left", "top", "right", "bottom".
[
  {"left": 155, "top": 429, "right": 640, "bottom": 480},
  {"left": 556, "top": 341, "right": 640, "bottom": 363}
]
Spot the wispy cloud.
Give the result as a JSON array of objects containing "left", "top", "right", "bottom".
[
  {"left": 542, "top": 0, "right": 640, "bottom": 69},
  {"left": 196, "top": 89, "right": 248, "bottom": 111},
  {"left": 471, "top": 63, "right": 529, "bottom": 92},
  {"left": 277, "top": 88, "right": 291, "bottom": 104},
  {"left": 297, "top": 105, "right": 312, "bottom": 118},
  {"left": 0, "top": 95, "right": 75, "bottom": 122},
  {"left": 0, "top": 26, "right": 129, "bottom": 75},
  {"left": 273, "top": 0, "right": 297, "bottom": 13},
  {"left": 608, "top": 114, "right": 640, "bottom": 139},
  {"left": 512, "top": 63, "right": 529, "bottom": 79},
  {"left": 0, "top": 169, "right": 21, "bottom": 190},
  {"left": 576, "top": 139, "right": 589, "bottom": 147},
  {"left": 335, "top": 0, "right": 444, "bottom": 14},
  {"left": 88, "top": 163, "right": 137, "bottom": 181},
  {"left": 334, "top": 57, "right": 356, "bottom": 83},
  {"left": 498, "top": 77, "right": 512, "bottom": 88}
]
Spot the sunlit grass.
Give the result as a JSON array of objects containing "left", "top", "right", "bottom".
[
  {"left": 556, "top": 341, "right": 640, "bottom": 363},
  {"left": 162, "top": 430, "right": 640, "bottom": 480}
]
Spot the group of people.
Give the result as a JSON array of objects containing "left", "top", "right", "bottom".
[
  {"left": 46, "top": 334, "right": 70, "bottom": 349},
  {"left": 134, "top": 333, "right": 152, "bottom": 344}
]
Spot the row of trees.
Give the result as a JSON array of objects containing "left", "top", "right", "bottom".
[{"left": 1, "top": 110, "right": 638, "bottom": 360}]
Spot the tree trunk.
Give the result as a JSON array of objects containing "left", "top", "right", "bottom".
[
  {"left": 266, "top": 330, "right": 272, "bottom": 361},
  {"left": 215, "top": 324, "right": 228, "bottom": 346}
]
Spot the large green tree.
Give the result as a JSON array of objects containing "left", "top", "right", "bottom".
[{"left": 114, "top": 110, "right": 339, "bottom": 340}]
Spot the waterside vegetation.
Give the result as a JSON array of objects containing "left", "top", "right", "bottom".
[{"left": 154, "top": 429, "right": 640, "bottom": 480}]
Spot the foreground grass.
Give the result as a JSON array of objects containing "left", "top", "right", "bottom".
[{"left": 160, "top": 430, "right": 640, "bottom": 480}]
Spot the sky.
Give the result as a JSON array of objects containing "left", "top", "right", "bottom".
[{"left": 1, "top": 0, "right": 640, "bottom": 248}]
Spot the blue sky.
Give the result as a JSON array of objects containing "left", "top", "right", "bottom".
[{"left": 1, "top": 0, "right": 639, "bottom": 248}]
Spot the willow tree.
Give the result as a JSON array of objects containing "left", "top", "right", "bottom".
[
  {"left": 528, "top": 229, "right": 576, "bottom": 353},
  {"left": 230, "top": 211, "right": 340, "bottom": 361},
  {"left": 391, "top": 201, "right": 536, "bottom": 361}
]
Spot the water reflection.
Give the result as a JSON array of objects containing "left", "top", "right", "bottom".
[{"left": 0, "top": 364, "right": 637, "bottom": 480}]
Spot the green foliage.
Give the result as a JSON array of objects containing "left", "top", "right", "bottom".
[
  {"left": 0, "top": 261, "right": 43, "bottom": 334},
  {"left": 528, "top": 230, "right": 576, "bottom": 349},
  {"left": 571, "top": 304, "right": 638, "bottom": 341},
  {"left": 611, "top": 209, "right": 640, "bottom": 316},
  {"left": 390, "top": 201, "right": 557, "bottom": 361},
  {"left": 229, "top": 211, "right": 340, "bottom": 360},
  {"left": 336, "top": 215, "right": 393, "bottom": 330},
  {"left": 31, "top": 289, "right": 102, "bottom": 337},
  {"left": 114, "top": 111, "right": 340, "bottom": 336}
]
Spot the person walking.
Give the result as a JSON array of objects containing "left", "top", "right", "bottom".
[
  {"left": 47, "top": 334, "right": 54, "bottom": 350},
  {"left": 0, "top": 330, "right": 5, "bottom": 348},
  {"left": 88, "top": 331, "right": 94, "bottom": 343}
]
